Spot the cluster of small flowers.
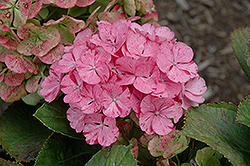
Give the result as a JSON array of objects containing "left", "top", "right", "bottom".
[{"left": 40, "top": 19, "right": 207, "bottom": 147}]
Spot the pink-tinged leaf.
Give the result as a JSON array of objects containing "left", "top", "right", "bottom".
[
  {"left": 136, "top": 0, "right": 153, "bottom": 15},
  {"left": 32, "top": 39, "right": 52, "bottom": 57},
  {"left": 0, "top": 45, "right": 15, "bottom": 62},
  {"left": 98, "top": 10, "right": 125, "bottom": 24},
  {"left": 0, "top": 35, "right": 8, "bottom": 43},
  {"left": 46, "top": 26, "right": 60, "bottom": 49},
  {"left": 5, "top": 83, "right": 27, "bottom": 102},
  {"left": 129, "top": 138, "right": 138, "bottom": 159},
  {"left": 28, "top": 0, "right": 43, "bottom": 19},
  {"left": 39, "top": 44, "right": 64, "bottom": 64},
  {"left": 141, "top": 11, "right": 158, "bottom": 24},
  {"left": 23, "top": 57, "right": 39, "bottom": 74},
  {"left": 148, "top": 135, "right": 164, "bottom": 157},
  {"left": 17, "top": 38, "right": 34, "bottom": 56},
  {"left": 76, "top": 0, "right": 95, "bottom": 7},
  {"left": 0, "top": 9, "right": 13, "bottom": 28},
  {"left": 123, "top": 0, "right": 136, "bottom": 16},
  {"left": 25, "top": 76, "right": 41, "bottom": 93},
  {"left": 2, "top": 38, "right": 19, "bottom": 50},
  {"left": 0, "top": 82, "right": 17, "bottom": 101},
  {"left": 5, "top": 70, "right": 25, "bottom": 86},
  {"left": 13, "top": 8, "right": 28, "bottom": 27},
  {"left": 17, "top": 23, "right": 33, "bottom": 40},
  {"left": 5, "top": 54, "right": 28, "bottom": 73},
  {"left": 61, "top": 15, "right": 85, "bottom": 33},
  {"left": 139, "top": 133, "right": 156, "bottom": 148},
  {"left": 55, "top": 0, "right": 77, "bottom": 8},
  {"left": 0, "top": 62, "right": 5, "bottom": 83},
  {"left": 17, "top": 0, "right": 32, "bottom": 16},
  {"left": 0, "top": 0, "right": 12, "bottom": 9}
]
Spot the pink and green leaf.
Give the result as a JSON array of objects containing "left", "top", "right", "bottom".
[{"left": 39, "top": 44, "right": 64, "bottom": 64}]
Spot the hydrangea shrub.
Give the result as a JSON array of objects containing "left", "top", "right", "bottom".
[{"left": 4, "top": 0, "right": 247, "bottom": 166}]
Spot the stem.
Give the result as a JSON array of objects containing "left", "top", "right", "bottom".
[{"left": 175, "top": 156, "right": 180, "bottom": 166}]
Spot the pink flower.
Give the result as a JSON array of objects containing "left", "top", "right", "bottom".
[
  {"left": 76, "top": 48, "right": 111, "bottom": 84},
  {"left": 56, "top": 50, "right": 80, "bottom": 73},
  {"left": 122, "top": 30, "right": 159, "bottom": 59},
  {"left": 40, "top": 61, "right": 63, "bottom": 103},
  {"left": 60, "top": 70, "right": 83, "bottom": 103},
  {"left": 83, "top": 113, "right": 119, "bottom": 147},
  {"left": 139, "top": 95, "right": 183, "bottom": 135},
  {"left": 151, "top": 71, "right": 182, "bottom": 99},
  {"left": 116, "top": 56, "right": 157, "bottom": 94},
  {"left": 101, "top": 84, "right": 134, "bottom": 118},
  {"left": 179, "top": 76, "right": 207, "bottom": 109},
  {"left": 76, "top": 84, "right": 103, "bottom": 114},
  {"left": 66, "top": 102, "right": 87, "bottom": 133},
  {"left": 130, "top": 22, "right": 175, "bottom": 43},
  {"left": 91, "top": 20, "right": 129, "bottom": 55},
  {"left": 157, "top": 42, "right": 198, "bottom": 83}
]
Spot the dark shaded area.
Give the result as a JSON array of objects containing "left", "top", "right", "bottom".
[{"left": 154, "top": 0, "right": 250, "bottom": 104}]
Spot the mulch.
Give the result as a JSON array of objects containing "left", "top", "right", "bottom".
[{"left": 154, "top": 0, "right": 250, "bottom": 104}]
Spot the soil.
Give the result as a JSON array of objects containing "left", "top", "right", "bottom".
[{"left": 154, "top": 0, "right": 250, "bottom": 104}]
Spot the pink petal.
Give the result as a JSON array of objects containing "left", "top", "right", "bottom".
[
  {"left": 185, "top": 76, "right": 207, "bottom": 95},
  {"left": 56, "top": 52, "right": 78, "bottom": 73},
  {"left": 185, "top": 91, "right": 205, "bottom": 103},
  {"left": 139, "top": 112, "right": 155, "bottom": 135},
  {"left": 66, "top": 103, "right": 86, "bottom": 133},
  {"left": 155, "top": 26, "right": 175, "bottom": 43},
  {"left": 168, "top": 66, "right": 191, "bottom": 83},
  {"left": 173, "top": 42, "right": 193, "bottom": 63},
  {"left": 134, "top": 76, "right": 156, "bottom": 94},
  {"left": 152, "top": 116, "right": 173, "bottom": 135}
]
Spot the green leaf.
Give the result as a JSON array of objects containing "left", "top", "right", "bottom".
[
  {"left": 195, "top": 147, "right": 220, "bottom": 166},
  {"left": 34, "top": 100, "right": 85, "bottom": 140},
  {"left": 22, "top": 92, "right": 43, "bottom": 106},
  {"left": 35, "top": 135, "right": 100, "bottom": 166},
  {"left": 230, "top": 27, "right": 250, "bottom": 80},
  {"left": 181, "top": 103, "right": 250, "bottom": 166},
  {"left": 0, "top": 101, "right": 52, "bottom": 162},
  {"left": 0, "top": 158, "right": 23, "bottom": 166},
  {"left": 86, "top": 145, "right": 137, "bottom": 166},
  {"left": 88, "top": 0, "right": 110, "bottom": 14},
  {"left": 236, "top": 95, "right": 250, "bottom": 127}
]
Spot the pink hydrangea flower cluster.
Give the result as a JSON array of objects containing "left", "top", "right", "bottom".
[{"left": 40, "top": 19, "right": 207, "bottom": 147}]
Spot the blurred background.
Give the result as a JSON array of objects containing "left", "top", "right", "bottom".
[{"left": 153, "top": 0, "right": 250, "bottom": 104}]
